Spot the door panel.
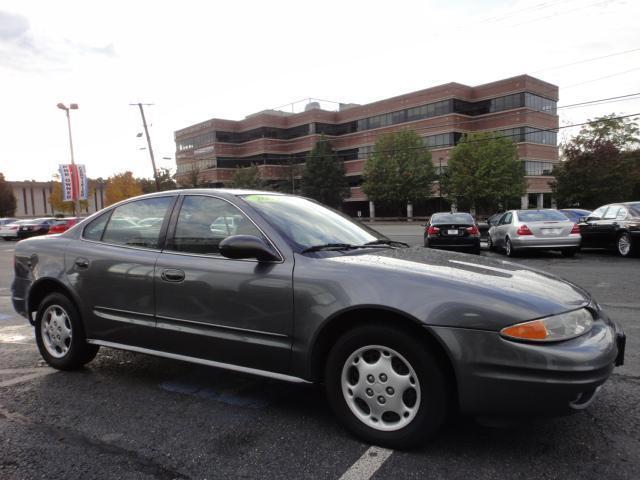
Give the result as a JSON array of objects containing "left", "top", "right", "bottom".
[
  {"left": 66, "top": 196, "right": 175, "bottom": 345},
  {"left": 154, "top": 195, "right": 294, "bottom": 373}
]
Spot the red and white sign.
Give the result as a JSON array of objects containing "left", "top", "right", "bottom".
[{"left": 59, "top": 164, "right": 88, "bottom": 201}]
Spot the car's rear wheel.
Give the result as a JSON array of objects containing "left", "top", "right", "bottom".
[
  {"left": 35, "top": 293, "right": 99, "bottom": 370},
  {"left": 617, "top": 232, "right": 635, "bottom": 257},
  {"left": 325, "top": 324, "right": 447, "bottom": 449},
  {"left": 505, "top": 238, "right": 517, "bottom": 257}
]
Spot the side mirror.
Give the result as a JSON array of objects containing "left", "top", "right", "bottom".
[{"left": 219, "top": 235, "right": 280, "bottom": 262}]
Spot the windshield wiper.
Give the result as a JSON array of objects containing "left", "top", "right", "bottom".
[
  {"left": 363, "top": 239, "right": 409, "bottom": 248},
  {"left": 302, "top": 243, "right": 357, "bottom": 253}
]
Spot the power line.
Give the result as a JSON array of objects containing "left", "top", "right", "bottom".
[{"left": 530, "top": 47, "right": 640, "bottom": 74}]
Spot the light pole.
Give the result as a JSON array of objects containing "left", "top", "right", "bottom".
[{"left": 57, "top": 102, "right": 81, "bottom": 216}]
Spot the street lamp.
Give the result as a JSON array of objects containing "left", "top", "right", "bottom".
[{"left": 57, "top": 102, "right": 81, "bottom": 216}]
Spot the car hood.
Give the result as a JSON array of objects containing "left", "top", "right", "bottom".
[{"left": 320, "top": 247, "right": 591, "bottom": 329}]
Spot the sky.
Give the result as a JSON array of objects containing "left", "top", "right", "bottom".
[{"left": 1, "top": 0, "right": 639, "bottom": 182}]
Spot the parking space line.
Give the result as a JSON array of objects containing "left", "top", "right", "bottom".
[
  {"left": 338, "top": 446, "right": 393, "bottom": 480},
  {"left": 0, "top": 369, "right": 55, "bottom": 388}
]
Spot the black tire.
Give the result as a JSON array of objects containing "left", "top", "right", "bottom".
[
  {"left": 35, "top": 293, "right": 99, "bottom": 370},
  {"left": 616, "top": 232, "right": 635, "bottom": 257},
  {"left": 423, "top": 238, "right": 429, "bottom": 248},
  {"left": 561, "top": 248, "right": 577, "bottom": 258},
  {"left": 325, "top": 324, "right": 447, "bottom": 449},
  {"left": 505, "top": 238, "right": 517, "bottom": 257}
]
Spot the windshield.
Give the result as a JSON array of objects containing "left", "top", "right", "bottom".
[
  {"left": 517, "top": 210, "right": 568, "bottom": 222},
  {"left": 431, "top": 213, "right": 474, "bottom": 224},
  {"left": 242, "top": 194, "right": 384, "bottom": 250}
]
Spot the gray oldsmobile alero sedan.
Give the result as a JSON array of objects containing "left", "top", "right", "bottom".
[{"left": 12, "top": 190, "right": 625, "bottom": 449}]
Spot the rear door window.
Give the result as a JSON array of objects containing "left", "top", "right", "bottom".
[{"left": 101, "top": 197, "right": 173, "bottom": 249}]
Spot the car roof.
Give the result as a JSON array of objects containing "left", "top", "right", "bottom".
[{"left": 136, "top": 188, "right": 286, "bottom": 199}]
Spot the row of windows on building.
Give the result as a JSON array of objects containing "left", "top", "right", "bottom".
[
  {"left": 176, "top": 159, "right": 216, "bottom": 174},
  {"left": 176, "top": 93, "right": 557, "bottom": 151},
  {"left": 178, "top": 126, "right": 556, "bottom": 174}
]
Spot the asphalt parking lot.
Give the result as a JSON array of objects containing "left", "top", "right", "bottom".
[{"left": 1, "top": 226, "right": 639, "bottom": 480}]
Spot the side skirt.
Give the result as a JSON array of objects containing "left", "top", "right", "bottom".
[{"left": 86, "top": 339, "right": 311, "bottom": 384}]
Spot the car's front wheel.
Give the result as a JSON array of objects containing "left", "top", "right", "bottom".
[
  {"left": 617, "top": 232, "right": 635, "bottom": 257},
  {"left": 325, "top": 324, "right": 447, "bottom": 449},
  {"left": 35, "top": 293, "right": 99, "bottom": 370}
]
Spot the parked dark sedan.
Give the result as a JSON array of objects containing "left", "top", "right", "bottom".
[
  {"left": 424, "top": 212, "right": 481, "bottom": 254},
  {"left": 11, "top": 190, "right": 625, "bottom": 449},
  {"left": 579, "top": 202, "right": 640, "bottom": 257},
  {"left": 0, "top": 218, "right": 56, "bottom": 240}
]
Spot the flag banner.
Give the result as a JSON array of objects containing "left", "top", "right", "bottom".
[{"left": 59, "top": 164, "right": 88, "bottom": 201}]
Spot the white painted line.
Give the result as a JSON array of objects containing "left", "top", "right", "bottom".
[
  {"left": 0, "top": 368, "right": 49, "bottom": 374},
  {"left": 0, "top": 369, "right": 55, "bottom": 388},
  {"left": 339, "top": 446, "right": 393, "bottom": 480}
]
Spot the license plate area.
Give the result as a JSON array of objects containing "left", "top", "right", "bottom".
[
  {"left": 541, "top": 228, "right": 561, "bottom": 235},
  {"left": 447, "top": 229, "right": 459, "bottom": 235}
]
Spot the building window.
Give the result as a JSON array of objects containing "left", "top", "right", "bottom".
[
  {"left": 525, "top": 93, "right": 557, "bottom": 114},
  {"left": 523, "top": 160, "right": 554, "bottom": 176}
]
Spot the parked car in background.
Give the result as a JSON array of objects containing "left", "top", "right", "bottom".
[
  {"left": 48, "top": 217, "right": 80, "bottom": 235},
  {"left": 488, "top": 209, "right": 581, "bottom": 257},
  {"left": 559, "top": 209, "right": 592, "bottom": 223},
  {"left": 579, "top": 202, "right": 640, "bottom": 257},
  {"left": 0, "top": 218, "right": 18, "bottom": 226},
  {"left": 1, "top": 220, "right": 29, "bottom": 240},
  {"left": 1, "top": 218, "right": 57, "bottom": 241},
  {"left": 11, "top": 190, "right": 625, "bottom": 449},
  {"left": 424, "top": 212, "right": 481, "bottom": 254}
]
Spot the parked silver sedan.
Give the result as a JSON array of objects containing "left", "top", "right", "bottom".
[{"left": 488, "top": 209, "right": 581, "bottom": 257}]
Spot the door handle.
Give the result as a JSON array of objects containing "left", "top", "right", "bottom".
[
  {"left": 74, "top": 258, "right": 89, "bottom": 269},
  {"left": 161, "top": 269, "right": 185, "bottom": 283}
]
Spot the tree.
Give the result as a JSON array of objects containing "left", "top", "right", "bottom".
[
  {"left": 47, "top": 180, "right": 90, "bottom": 215},
  {"left": 0, "top": 173, "right": 17, "bottom": 217},
  {"left": 553, "top": 114, "right": 640, "bottom": 208},
  {"left": 362, "top": 130, "right": 437, "bottom": 213},
  {"left": 232, "top": 164, "right": 263, "bottom": 189},
  {"left": 301, "top": 136, "right": 349, "bottom": 208},
  {"left": 105, "top": 171, "right": 142, "bottom": 206},
  {"left": 573, "top": 113, "right": 639, "bottom": 151},
  {"left": 442, "top": 131, "right": 525, "bottom": 213},
  {"left": 553, "top": 139, "right": 635, "bottom": 209},
  {"left": 137, "top": 168, "right": 177, "bottom": 193}
]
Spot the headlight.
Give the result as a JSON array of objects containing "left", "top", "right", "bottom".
[{"left": 500, "top": 308, "right": 594, "bottom": 342}]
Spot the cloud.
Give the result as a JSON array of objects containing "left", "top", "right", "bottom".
[{"left": 0, "top": 9, "right": 115, "bottom": 72}]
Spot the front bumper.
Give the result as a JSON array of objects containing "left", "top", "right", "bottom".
[
  {"left": 429, "top": 311, "right": 623, "bottom": 417},
  {"left": 511, "top": 235, "right": 581, "bottom": 250}
]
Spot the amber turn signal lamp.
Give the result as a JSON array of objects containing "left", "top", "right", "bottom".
[{"left": 501, "top": 319, "right": 548, "bottom": 340}]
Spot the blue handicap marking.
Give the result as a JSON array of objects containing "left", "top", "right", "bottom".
[{"left": 159, "top": 368, "right": 274, "bottom": 409}]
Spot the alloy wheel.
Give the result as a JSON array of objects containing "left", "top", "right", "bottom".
[
  {"left": 618, "top": 233, "right": 631, "bottom": 256},
  {"left": 40, "top": 305, "right": 73, "bottom": 358},
  {"left": 341, "top": 345, "right": 421, "bottom": 432}
]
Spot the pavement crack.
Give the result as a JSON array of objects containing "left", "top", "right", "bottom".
[{"left": 0, "top": 403, "right": 190, "bottom": 479}]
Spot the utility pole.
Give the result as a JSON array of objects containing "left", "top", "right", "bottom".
[
  {"left": 131, "top": 103, "right": 160, "bottom": 191},
  {"left": 56, "top": 103, "right": 81, "bottom": 217}
]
